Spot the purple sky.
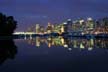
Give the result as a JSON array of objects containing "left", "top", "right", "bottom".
[{"left": 0, "top": 0, "right": 108, "bottom": 31}]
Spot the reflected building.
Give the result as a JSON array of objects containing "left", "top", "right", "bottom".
[
  {"left": 36, "top": 37, "right": 40, "bottom": 47},
  {"left": 26, "top": 36, "right": 108, "bottom": 51},
  {"left": 47, "top": 37, "right": 53, "bottom": 48}
]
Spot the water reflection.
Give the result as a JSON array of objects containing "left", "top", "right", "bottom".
[
  {"left": 0, "top": 40, "right": 17, "bottom": 65},
  {"left": 26, "top": 36, "right": 108, "bottom": 51}
]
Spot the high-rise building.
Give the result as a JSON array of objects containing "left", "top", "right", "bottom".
[
  {"left": 79, "top": 19, "right": 85, "bottom": 31},
  {"left": 67, "top": 19, "right": 72, "bottom": 32},
  {"left": 39, "top": 26, "right": 44, "bottom": 34},
  {"left": 46, "top": 22, "right": 53, "bottom": 34},
  {"left": 72, "top": 20, "right": 80, "bottom": 32},
  {"left": 63, "top": 22, "right": 68, "bottom": 33},
  {"left": 61, "top": 24, "right": 65, "bottom": 33},
  {"left": 36, "top": 24, "right": 40, "bottom": 34},
  {"left": 86, "top": 17, "right": 94, "bottom": 30}
]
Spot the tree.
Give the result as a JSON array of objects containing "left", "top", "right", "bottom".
[{"left": 0, "top": 13, "right": 17, "bottom": 36}]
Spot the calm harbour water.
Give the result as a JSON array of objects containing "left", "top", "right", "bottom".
[{"left": 0, "top": 36, "right": 108, "bottom": 72}]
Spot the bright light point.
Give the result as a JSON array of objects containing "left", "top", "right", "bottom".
[
  {"left": 81, "top": 32, "right": 85, "bottom": 35},
  {"left": 64, "top": 44, "right": 68, "bottom": 48},
  {"left": 87, "top": 17, "right": 92, "bottom": 21},
  {"left": 68, "top": 48, "right": 72, "bottom": 51},
  {"left": 79, "top": 20, "right": 84, "bottom": 23},
  {"left": 67, "top": 19, "right": 71, "bottom": 21},
  {"left": 95, "top": 32, "right": 98, "bottom": 35},
  {"left": 63, "top": 22, "right": 67, "bottom": 25},
  {"left": 80, "top": 44, "right": 85, "bottom": 49},
  {"left": 88, "top": 47, "right": 93, "bottom": 51}
]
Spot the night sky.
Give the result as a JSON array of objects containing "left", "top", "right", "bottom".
[{"left": 0, "top": 0, "right": 108, "bottom": 31}]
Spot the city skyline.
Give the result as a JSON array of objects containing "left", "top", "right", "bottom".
[
  {"left": 1, "top": 0, "right": 108, "bottom": 71},
  {"left": 14, "top": 17, "right": 108, "bottom": 35},
  {"left": 0, "top": 0, "right": 108, "bottom": 31}
]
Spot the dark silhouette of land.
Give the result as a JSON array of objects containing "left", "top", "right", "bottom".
[
  {"left": 0, "top": 13, "right": 17, "bottom": 65},
  {"left": 0, "top": 13, "right": 17, "bottom": 36},
  {"left": 0, "top": 40, "right": 17, "bottom": 65}
]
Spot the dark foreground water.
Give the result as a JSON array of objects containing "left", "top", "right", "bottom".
[{"left": 0, "top": 36, "right": 108, "bottom": 72}]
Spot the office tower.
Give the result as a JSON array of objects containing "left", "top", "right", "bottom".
[
  {"left": 36, "top": 24, "right": 40, "bottom": 34},
  {"left": 63, "top": 22, "right": 68, "bottom": 33},
  {"left": 53, "top": 24, "right": 58, "bottom": 33},
  {"left": 61, "top": 24, "right": 65, "bottom": 33},
  {"left": 84, "top": 17, "right": 94, "bottom": 34},
  {"left": 79, "top": 19, "right": 85, "bottom": 31},
  {"left": 72, "top": 21, "right": 77, "bottom": 32},
  {"left": 67, "top": 19, "right": 72, "bottom": 32},
  {"left": 46, "top": 22, "right": 53, "bottom": 34},
  {"left": 39, "top": 26, "right": 44, "bottom": 34},
  {"left": 87, "top": 17, "right": 94, "bottom": 30}
]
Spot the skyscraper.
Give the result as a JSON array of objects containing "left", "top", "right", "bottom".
[
  {"left": 39, "top": 26, "right": 44, "bottom": 34},
  {"left": 36, "top": 24, "right": 40, "bottom": 34},
  {"left": 67, "top": 19, "right": 72, "bottom": 32},
  {"left": 86, "top": 17, "right": 94, "bottom": 30},
  {"left": 63, "top": 22, "right": 68, "bottom": 33},
  {"left": 46, "top": 22, "right": 53, "bottom": 34}
]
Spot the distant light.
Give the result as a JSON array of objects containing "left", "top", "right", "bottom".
[
  {"left": 64, "top": 44, "right": 68, "bottom": 48},
  {"left": 73, "top": 20, "right": 78, "bottom": 23},
  {"left": 88, "top": 47, "right": 93, "bottom": 51},
  {"left": 80, "top": 43, "right": 85, "bottom": 49},
  {"left": 63, "top": 22, "right": 67, "bottom": 25},
  {"left": 68, "top": 48, "right": 72, "bottom": 51},
  {"left": 79, "top": 20, "right": 84, "bottom": 23},
  {"left": 87, "top": 17, "right": 92, "bottom": 21},
  {"left": 94, "top": 32, "right": 98, "bottom": 35},
  {"left": 81, "top": 32, "right": 85, "bottom": 35},
  {"left": 67, "top": 19, "right": 71, "bottom": 21}
]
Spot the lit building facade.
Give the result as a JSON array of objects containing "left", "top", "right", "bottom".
[
  {"left": 36, "top": 24, "right": 40, "bottom": 34},
  {"left": 46, "top": 22, "right": 53, "bottom": 34}
]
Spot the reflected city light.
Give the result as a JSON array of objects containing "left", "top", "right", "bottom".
[{"left": 25, "top": 36, "right": 108, "bottom": 51}]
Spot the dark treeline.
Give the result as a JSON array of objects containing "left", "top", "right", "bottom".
[
  {"left": 0, "top": 13, "right": 17, "bottom": 66},
  {"left": 0, "top": 13, "right": 17, "bottom": 36}
]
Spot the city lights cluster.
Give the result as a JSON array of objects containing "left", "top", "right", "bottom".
[{"left": 27, "top": 17, "right": 108, "bottom": 35}]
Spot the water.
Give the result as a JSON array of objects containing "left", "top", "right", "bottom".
[{"left": 0, "top": 36, "right": 108, "bottom": 72}]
